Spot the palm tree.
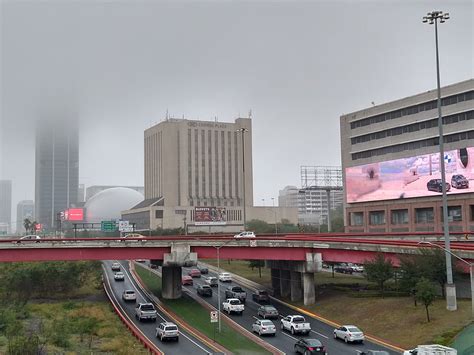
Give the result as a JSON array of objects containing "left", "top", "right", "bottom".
[{"left": 23, "top": 218, "right": 32, "bottom": 234}]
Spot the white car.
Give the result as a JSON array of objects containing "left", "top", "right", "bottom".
[
  {"left": 233, "top": 231, "right": 256, "bottom": 239},
  {"left": 156, "top": 322, "right": 179, "bottom": 341},
  {"left": 252, "top": 319, "right": 276, "bottom": 336},
  {"left": 120, "top": 233, "right": 146, "bottom": 242},
  {"left": 204, "top": 276, "right": 218, "bottom": 287},
  {"left": 218, "top": 272, "right": 232, "bottom": 282},
  {"left": 122, "top": 290, "right": 137, "bottom": 302},
  {"left": 114, "top": 272, "right": 125, "bottom": 281},
  {"left": 333, "top": 325, "right": 365, "bottom": 343},
  {"left": 15, "top": 235, "right": 41, "bottom": 243},
  {"left": 111, "top": 262, "right": 121, "bottom": 271}
]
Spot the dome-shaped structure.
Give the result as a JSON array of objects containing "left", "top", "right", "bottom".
[{"left": 84, "top": 187, "right": 144, "bottom": 223}]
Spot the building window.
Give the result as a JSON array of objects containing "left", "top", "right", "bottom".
[
  {"left": 369, "top": 211, "right": 385, "bottom": 225},
  {"left": 415, "top": 208, "right": 434, "bottom": 224},
  {"left": 350, "top": 212, "right": 364, "bottom": 226},
  {"left": 470, "top": 205, "right": 474, "bottom": 221},
  {"left": 391, "top": 209, "right": 408, "bottom": 224},
  {"left": 441, "top": 206, "right": 463, "bottom": 222},
  {"left": 155, "top": 210, "right": 163, "bottom": 219}
]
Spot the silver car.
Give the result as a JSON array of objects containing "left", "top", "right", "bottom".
[
  {"left": 156, "top": 322, "right": 179, "bottom": 341},
  {"left": 252, "top": 319, "right": 276, "bottom": 336},
  {"left": 333, "top": 325, "right": 365, "bottom": 343}
]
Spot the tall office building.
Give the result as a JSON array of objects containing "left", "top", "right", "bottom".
[
  {"left": 0, "top": 180, "right": 12, "bottom": 233},
  {"left": 340, "top": 79, "right": 473, "bottom": 233},
  {"left": 35, "top": 120, "right": 79, "bottom": 230},
  {"left": 78, "top": 184, "right": 85, "bottom": 204},
  {"left": 16, "top": 200, "right": 34, "bottom": 233}
]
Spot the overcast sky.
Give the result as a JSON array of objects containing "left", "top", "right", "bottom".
[{"left": 1, "top": 0, "right": 473, "bottom": 226}]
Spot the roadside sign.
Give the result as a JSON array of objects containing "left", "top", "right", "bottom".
[
  {"left": 250, "top": 240, "right": 257, "bottom": 247},
  {"left": 118, "top": 220, "right": 130, "bottom": 232},
  {"left": 210, "top": 311, "right": 218, "bottom": 323},
  {"left": 101, "top": 221, "right": 117, "bottom": 232}
]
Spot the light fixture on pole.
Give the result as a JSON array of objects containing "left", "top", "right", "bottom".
[
  {"left": 422, "top": 10, "right": 456, "bottom": 311},
  {"left": 237, "top": 128, "right": 248, "bottom": 230},
  {"left": 418, "top": 241, "right": 473, "bottom": 318},
  {"left": 212, "top": 239, "right": 233, "bottom": 332}
]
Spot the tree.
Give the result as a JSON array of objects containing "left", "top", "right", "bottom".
[
  {"left": 248, "top": 260, "right": 265, "bottom": 278},
  {"left": 364, "top": 253, "right": 394, "bottom": 297},
  {"left": 22, "top": 219, "right": 31, "bottom": 234},
  {"left": 415, "top": 277, "right": 436, "bottom": 322},
  {"left": 246, "top": 220, "right": 272, "bottom": 234},
  {"left": 418, "top": 248, "right": 457, "bottom": 299}
]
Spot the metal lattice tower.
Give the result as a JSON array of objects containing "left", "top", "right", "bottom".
[{"left": 300, "top": 166, "right": 342, "bottom": 190}]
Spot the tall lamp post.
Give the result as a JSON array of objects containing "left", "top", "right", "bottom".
[
  {"left": 271, "top": 197, "right": 278, "bottom": 235},
  {"left": 422, "top": 10, "right": 456, "bottom": 311},
  {"left": 237, "top": 128, "right": 248, "bottom": 230},
  {"left": 213, "top": 239, "right": 233, "bottom": 332},
  {"left": 419, "top": 241, "right": 473, "bottom": 318}
]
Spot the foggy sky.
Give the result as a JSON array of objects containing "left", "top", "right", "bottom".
[{"left": 1, "top": 0, "right": 473, "bottom": 227}]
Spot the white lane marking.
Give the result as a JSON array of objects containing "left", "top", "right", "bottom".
[
  {"left": 123, "top": 261, "right": 212, "bottom": 355},
  {"left": 311, "top": 329, "right": 329, "bottom": 339},
  {"left": 281, "top": 331, "right": 299, "bottom": 342}
]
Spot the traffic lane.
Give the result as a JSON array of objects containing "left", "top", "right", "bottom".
[
  {"left": 198, "top": 267, "right": 401, "bottom": 355},
  {"left": 182, "top": 267, "right": 297, "bottom": 355},
  {"left": 104, "top": 261, "right": 213, "bottom": 355}
]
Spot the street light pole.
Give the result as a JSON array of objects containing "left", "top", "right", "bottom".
[
  {"left": 213, "top": 238, "right": 233, "bottom": 333},
  {"left": 237, "top": 128, "right": 248, "bottom": 230},
  {"left": 271, "top": 197, "right": 277, "bottom": 235},
  {"left": 419, "top": 241, "right": 473, "bottom": 318},
  {"left": 422, "top": 10, "right": 456, "bottom": 311}
]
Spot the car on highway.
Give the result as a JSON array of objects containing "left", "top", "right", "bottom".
[
  {"left": 233, "top": 231, "right": 256, "bottom": 239},
  {"left": 222, "top": 298, "right": 244, "bottom": 315},
  {"left": 218, "top": 272, "right": 232, "bottom": 282},
  {"left": 188, "top": 268, "right": 201, "bottom": 278},
  {"left": 122, "top": 289, "right": 137, "bottom": 302},
  {"left": 252, "top": 290, "right": 270, "bottom": 303},
  {"left": 451, "top": 174, "right": 469, "bottom": 189},
  {"left": 204, "top": 276, "right": 218, "bottom": 287},
  {"left": 156, "top": 322, "right": 179, "bottom": 342},
  {"left": 197, "top": 284, "right": 212, "bottom": 297},
  {"left": 427, "top": 179, "right": 451, "bottom": 193},
  {"left": 334, "top": 265, "right": 354, "bottom": 274},
  {"left": 114, "top": 272, "right": 125, "bottom": 281},
  {"left": 225, "top": 285, "right": 247, "bottom": 303},
  {"left": 182, "top": 275, "right": 193, "bottom": 286},
  {"left": 251, "top": 319, "right": 276, "bottom": 336},
  {"left": 120, "top": 233, "right": 147, "bottom": 242},
  {"left": 351, "top": 264, "right": 365, "bottom": 272},
  {"left": 198, "top": 265, "right": 209, "bottom": 274},
  {"left": 294, "top": 338, "right": 327, "bottom": 354},
  {"left": 257, "top": 305, "right": 279, "bottom": 319},
  {"left": 281, "top": 315, "right": 311, "bottom": 335},
  {"left": 333, "top": 325, "right": 365, "bottom": 343},
  {"left": 15, "top": 235, "right": 41, "bottom": 243},
  {"left": 135, "top": 303, "right": 157, "bottom": 322},
  {"left": 111, "top": 262, "right": 121, "bottom": 271}
]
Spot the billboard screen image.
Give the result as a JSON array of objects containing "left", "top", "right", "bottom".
[
  {"left": 64, "top": 208, "right": 84, "bottom": 221},
  {"left": 194, "top": 207, "right": 227, "bottom": 225},
  {"left": 346, "top": 147, "right": 474, "bottom": 203}
]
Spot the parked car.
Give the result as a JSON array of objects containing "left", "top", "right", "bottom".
[
  {"left": 451, "top": 174, "right": 469, "bottom": 189},
  {"left": 333, "top": 325, "right": 365, "bottom": 343},
  {"left": 294, "top": 338, "right": 327, "bottom": 354},
  {"left": 252, "top": 290, "right": 270, "bottom": 303},
  {"left": 111, "top": 262, "right": 121, "bottom": 271},
  {"left": 257, "top": 305, "right": 279, "bottom": 319},
  {"left": 188, "top": 268, "right": 201, "bottom": 278},
  {"left": 222, "top": 298, "right": 244, "bottom": 315},
  {"left": 427, "top": 179, "right": 451, "bottom": 193},
  {"left": 205, "top": 276, "right": 218, "bottom": 287},
  {"left": 114, "top": 272, "right": 125, "bottom": 281},
  {"left": 198, "top": 266, "right": 209, "bottom": 274},
  {"left": 122, "top": 289, "right": 137, "bottom": 302},
  {"left": 182, "top": 275, "right": 193, "bottom": 286},
  {"left": 156, "top": 322, "right": 179, "bottom": 341},
  {"left": 15, "top": 235, "right": 41, "bottom": 243},
  {"left": 251, "top": 319, "right": 276, "bottom": 336},
  {"left": 233, "top": 231, "right": 256, "bottom": 239},
  {"left": 334, "top": 265, "right": 353, "bottom": 274},
  {"left": 135, "top": 303, "right": 157, "bottom": 322},
  {"left": 352, "top": 264, "right": 365, "bottom": 272},
  {"left": 218, "top": 272, "right": 232, "bottom": 282},
  {"left": 197, "top": 284, "right": 212, "bottom": 297},
  {"left": 225, "top": 286, "right": 247, "bottom": 303},
  {"left": 281, "top": 315, "right": 311, "bottom": 335}
]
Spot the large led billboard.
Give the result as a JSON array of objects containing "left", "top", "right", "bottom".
[
  {"left": 346, "top": 147, "right": 474, "bottom": 203},
  {"left": 194, "top": 207, "right": 227, "bottom": 225},
  {"left": 63, "top": 208, "right": 84, "bottom": 221}
]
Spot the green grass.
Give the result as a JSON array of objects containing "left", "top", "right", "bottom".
[{"left": 135, "top": 264, "right": 271, "bottom": 355}]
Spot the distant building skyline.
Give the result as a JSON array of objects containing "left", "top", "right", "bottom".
[
  {"left": 35, "top": 120, "right": 79, "bottom": 230},
  {"left": 16, "top": 200, "right": 34, "bottom": 233},
  {"left": 0, "top": 180, "right": 12, "bottom": 233}
]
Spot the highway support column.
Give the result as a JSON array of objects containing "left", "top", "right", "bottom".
[
  {"left": 303, "top": 272, "right": 315, "bottom": 305},
  {"left": 290, "top": 271, "right": 303, "bottom": 302},
  {"left": 162, "top": 266, "right": 182, "bottom": 299},
  {"left": 280, "top": 270, "right": 291, "bottom": 298},
  {"left": 271, "top": 268, "right": 281, "bottom": 296}
]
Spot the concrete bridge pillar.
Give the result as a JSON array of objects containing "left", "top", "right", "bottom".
[
  {"left": 280, "top": 269, "right": 291, "bottom": 298},
  {"left": 290, "top": 271, "right": 303, "bottom": 302},
  {"left": 271, "top": 268, "right": 281, "bottom": 296},
  {"left": 303, "top": 272, "right": 315, "bottom": 305},
  {"left": 162, "top": 266, "right": 182, "bottom": 299}
]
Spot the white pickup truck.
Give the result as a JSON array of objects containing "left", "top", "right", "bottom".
[
  {"left": 280, "top": 315, "right": 311, "bottom": 335},
  {"left": 222, "top": 298, "right": 244, "bottom": 315}
]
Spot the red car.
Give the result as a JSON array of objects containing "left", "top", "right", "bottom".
[
  {"left": 188, "top": 269, "right": 201, "bottom": 278},
  {"left": 182, "top": 275, "right": 193, "bottom": 286}
]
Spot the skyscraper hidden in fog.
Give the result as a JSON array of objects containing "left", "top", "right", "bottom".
[{"left": 35, "top": 120, "right": 79, "bottom": 230}]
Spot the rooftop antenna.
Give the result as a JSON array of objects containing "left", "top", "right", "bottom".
[
  {"left": 214, "top": 116, "right": 218, "bottom": 122},
  {"left": 371, "top": 101, "right": 375, "bottom": 106},
  {"left": 248, "top": 109, "right": 252, "bottom": 118},
  {"left": 166, "top": 109, "right": 169, "bottom": 121}
]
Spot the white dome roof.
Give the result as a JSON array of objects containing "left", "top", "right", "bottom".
[{"left": 84, "top": 187, "right": 143, "bottom": 223}]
